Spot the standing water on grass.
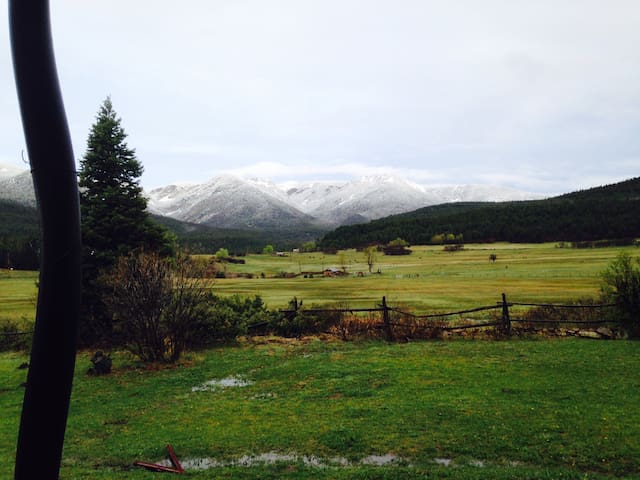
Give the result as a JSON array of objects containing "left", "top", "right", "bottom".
[{"left": 191, "top": 376, "right": 253, "bottom": 392}]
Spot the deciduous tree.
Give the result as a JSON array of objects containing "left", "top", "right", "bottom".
[{"left": 363, "top": 246, "right": 377, "bottom": 273}]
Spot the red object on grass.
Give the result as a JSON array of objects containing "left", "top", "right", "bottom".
[{"left": 134, "top": 444, "right": 184, "bottom": 474}]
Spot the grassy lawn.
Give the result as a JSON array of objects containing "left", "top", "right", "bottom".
[{"left": 1, "top": 339, "right": 638, "bottom": 479}]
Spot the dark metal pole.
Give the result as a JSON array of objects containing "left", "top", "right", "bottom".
[{"left": 9, "top": 1, "right": 82, "bottom": 478}]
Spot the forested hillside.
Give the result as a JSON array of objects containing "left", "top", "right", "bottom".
[
  {"left": 0, "top": 199, "right": 325, "bottom": 269},
  {"left": 0, "top": 200, "right": 40, "bottom": 269},
  {"left": 152, "top": 215, "right": 325, "bottom": 254},
  {"left": 319, "top": 177, "right": 640, "bottom": 249}
]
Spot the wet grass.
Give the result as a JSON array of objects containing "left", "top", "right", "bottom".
[{"left": 1, "top": 339, "right": 638, "bottom": 478}]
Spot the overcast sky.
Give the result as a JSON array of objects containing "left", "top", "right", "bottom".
[{"left": 1, "top": 1, "right": 639, "bottom": 194}]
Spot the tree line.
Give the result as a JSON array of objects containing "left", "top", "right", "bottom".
[
  {"left": 0, "top": 199, "right": 39, "bottom": 270},
  {"left": 318, "top": 178, "right": 640, "bottom": 250}
]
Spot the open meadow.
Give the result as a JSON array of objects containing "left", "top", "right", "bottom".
[
  {"left": 0, "top": 269, "right": 37, "bottom": 323},
  {"left": 204, "top": 243, "right": 635, "bottom": 311},
  {"left": 1, "top": 242, "right": 637, "bottom": 323}
]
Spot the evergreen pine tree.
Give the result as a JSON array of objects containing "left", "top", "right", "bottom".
[{"left": 79, "top": 97, "right": 174, "bottom": 345}]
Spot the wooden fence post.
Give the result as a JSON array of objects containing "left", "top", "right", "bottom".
[
  {"left": 382, "top": 296, "right": 393, "bottom": 341},
  {"left": 291, "top": 297, "right": 300, "bottom": 337},
  {"left": 501, "top": 293, "right": 511, "bottom": 336}
]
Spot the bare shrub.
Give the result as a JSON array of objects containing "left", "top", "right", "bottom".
[
  {"left": 330, "top": 312, "right": 381, "bottom": 341},
  {"left": 103, "top": 251, "right": 211, "bottom": 362}
]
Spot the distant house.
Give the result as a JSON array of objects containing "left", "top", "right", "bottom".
[{"left": 323, "top": 267, "right": 348, "bottom": 277}]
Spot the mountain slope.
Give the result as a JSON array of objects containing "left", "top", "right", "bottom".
[
  {"left": 0, "top": 171, "right": 36, "bottom": 207},
  {"left": 0, "top": 163, "right": 25, "bottom": 179},
  {"left": 147, "top": 175, "right": 322, "bottom": 229},
  {"left": 0, "top": 165, "right": 545, "bottom": 231},
  {"left": 148, "top": 174, "right": 543, "bottom": 228},
  {"left": 319, "top": 177, "right": 640, "bottom": 249},
  {"left": 299, "top": 176, "right": 440, "bottom": 224}
]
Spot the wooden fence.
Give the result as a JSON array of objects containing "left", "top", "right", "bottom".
[
  {"left": 277, "top": 294, "right": 618, "bottom": 340},
  {"left": 1, "top": 294, "right": 618, "bottom": 345}
]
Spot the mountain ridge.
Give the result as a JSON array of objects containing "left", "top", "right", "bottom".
[
  {"left": 146, "top": 173, "right": 544, "bottom": 229},
  {"left": 318, "top": 177, "right": 640, "bottom": 249},
  {"left": 0, "top": 162, "right": 545, "bottom": 230}
]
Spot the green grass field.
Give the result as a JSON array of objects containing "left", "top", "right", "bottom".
[
  {"left": 1, "top": 339, "right": 638, "bottom": 479},
  {"left": 207, "top": 243, "right": 635, "bottom": 311},
  {"left": 0, "top": 269, "right": 37, "bottom": 322},
  {"left": 1, "top": 243, "right": 636, "bottom": 322}
]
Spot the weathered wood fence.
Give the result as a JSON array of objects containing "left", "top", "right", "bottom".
[
  {"left": 278, "top": 294, "right": 617, "bottom": 340},
  {"left": 1, "top": 294, "right": 618, "bottom": 344}
]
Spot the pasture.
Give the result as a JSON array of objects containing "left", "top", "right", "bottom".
[
  {"left": 1, "top": 243, "right": 636, "bottom": 323},
  {"left": 0, "top": 269, "right": 37, "bottom": 322},
  {"left": 0, "top": 339, "right": 638, "bottom": 478},
  {"left": 206, "top": 243, "right": 633, "bottom": 311}
]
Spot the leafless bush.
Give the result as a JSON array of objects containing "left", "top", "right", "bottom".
[
  {"left": 330, "top": 313, "right": 381, "bottom": 340},
  {"left": 102, "top": 251, "right": 211, "bottom": 362}
]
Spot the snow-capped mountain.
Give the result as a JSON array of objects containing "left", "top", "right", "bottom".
[
  {"left": 0, "top": 170, "right": 35, "bottom": 207},
  {"left": 287, "top": 175, "right": 444, "bottom": 224},
  {"left": 147, "top": 174, "right": 544, "bottom": 228},
  {"left": 425, "top": 184, "right": 545, "bottom": 203},
  {"left": 0, "top": 162, "right": 25, "bottom": 179},
  {"left": 0, "top": 161, "right": 544, "bottom": 230},
  {"left": 147, "top": 175, "right": 320, "bottom": 229}
]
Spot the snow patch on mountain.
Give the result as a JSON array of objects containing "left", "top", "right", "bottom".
[
  {"left": 2, "top": 164, "right": 545, "bottom": 229},
  {"left": 147, "top": 173, "right": 544, "bottom": 228},
  {"left": 0, "top": 171, "right": 36, "bottom": 207},
  {"left": 147, "top": 175, "right": 320, "bottom": 229},
  {"left": 0, "top": 162, "right": 26, "bottom": 179}
]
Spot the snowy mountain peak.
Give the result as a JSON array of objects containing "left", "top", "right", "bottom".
[
  {"left": 2, "top": 166, "right": 544, "bottom": 230},
  {"left": 0, "top": 162, "right": 26, "bottom": 179},
  {"left": 145, "top": 173, "right": 545, "bottom": 228},
  {"left": 357, "top": 174, "right": 426, "bottom": 192}
]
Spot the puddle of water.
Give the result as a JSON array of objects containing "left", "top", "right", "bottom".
[
  {"left": 172, "top": 452, "right": 404, "bottom": 470},
  {"left": 250, "top": 392, "right": 277, "bottom": 400},
  {"left": 191, "top": 376, "right": 253, "bottom": 392},
  {"left": 361, "top": 454, "right": 401, "bottom": 466},
  {"left": 156, "top": 452, "right": 492, "bottom": 471}
]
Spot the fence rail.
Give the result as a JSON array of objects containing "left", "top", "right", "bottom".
[
  {"left": 2, "top": 294, "right": 619, "bottom": 343},
  {"left": 278, "top": 293, "right": 619, "bottom": 340}
]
